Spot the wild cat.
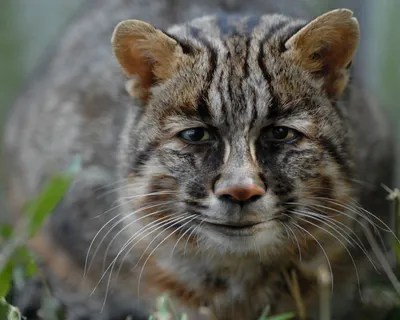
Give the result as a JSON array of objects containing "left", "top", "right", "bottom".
[{"left": 4, "top": 1, "right": 395, "bottom": 319}]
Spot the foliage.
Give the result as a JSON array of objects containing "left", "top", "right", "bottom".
[
  {"left": 0, "top": 171, "right": 74, "bottom": 319},
  {"left": 148, "top": 295, "right": 295, "bottom": 320},
  {"left": 0, "top": 298, "right": 21, "bottom": 320},
  {"left": 0, "top": 167, "right": 399, "bottom": 319}
]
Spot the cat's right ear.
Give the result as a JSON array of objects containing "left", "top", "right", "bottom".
[
  {"left": 112, "top": 20, "right": 184, "bottom": 102},
  {"left": 283, "top": 9, "right": 359, "bottom": 99}
]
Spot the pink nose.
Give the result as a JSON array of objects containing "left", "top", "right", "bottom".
[{"left": 215, "top": 184, "right": 266, "bottom": 202}]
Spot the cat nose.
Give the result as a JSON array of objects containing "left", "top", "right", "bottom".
[
  {"left": 214, "top": 173, "right": 266, "bottom": 203},
  {"left": 215, "top": 184, "right": 266, "bottom": 202}
]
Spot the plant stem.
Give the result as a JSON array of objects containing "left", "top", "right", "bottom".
[{"left": 318, "top": 266, "right": 331, "bottom": 320}]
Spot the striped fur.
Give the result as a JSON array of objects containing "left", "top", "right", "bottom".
[
  {"left": 105, "top": 10, "right": 394, "bottom": 319},
  {"left": 4, "top": 2, "right": 394, "bottom": 319}
]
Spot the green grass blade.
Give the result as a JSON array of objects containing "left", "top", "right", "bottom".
[
  {"left": 265, "top": 312, "right": 295, "bottom": 320},
  {"left": 24, "top": 173, "right": 73, "bottom": 237}
]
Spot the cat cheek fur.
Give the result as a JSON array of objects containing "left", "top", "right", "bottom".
[{"left": 106, "top": 8, "right": 390, "bottom": 318}]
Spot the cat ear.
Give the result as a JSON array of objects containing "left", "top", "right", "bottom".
[
  {"left": 284, "top": 9, "right": 360, "bottom": 99},
  {"left": 112, "top": 20, "right": 184, "bottom": 102}
]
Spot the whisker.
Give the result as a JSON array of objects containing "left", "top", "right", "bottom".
[
  {"left": 280, "top": 222, "right": 302, "bottom": 261},
  {"left": 101, "top": 215, "right": 185, "bottom": 312},
  {"left": 285, "top": 214, "right": 334, "bottom": 292},
  {"left": 291, "top": 205, "right": 364, "bottom": 248},
  {"left": 92, "top": 213, "right": 185, "bottom": 304},
  {"left": 184, "top": 220, "right": 204, "bottom": 256},
  {"left": 93, "top": 178, "right": 130, "bottom": 192},
  {"left": 137, "top": 215, "right": 197, "bottom": 298},
  {"left": 112, "top": 212, "right": 187, "bottom": 278},
  {"left": 85, "top": 200, "right": 173, "bottom": 276},
  {"left": 131, "top": 214, "right": 193, "bottom": 272},
  {"left": 292, "top": 212, "right": 362, "bottom": 299},
  {"left": 123, "top": 191, "right": 178, "bottom": 201},
  {"left": 300, "top": 198, "right": 394, "bottom": 251},
  {"left": 309, "top": 197, "right": 392, "bottom": 233},
  {"left": 92, "top": 191, "right": 176, "bottom": 219},
  {"left": 100, "top": 205, "right": 173, "bottom": 271},
  {"left": 363, "top": 221, "right": 400, "bottom": 295},
  {"left": 286, "top": 200, "right": 385, "bottom": 246},
  {"left": 100, "top": 186, "right": 177, "bottom": 202},
  {"left": 293, "top": 208, "right": 378, "bottom": 272},
  {"left": 288, "top": 201, "right": 384, "bottom": 259},
  {"left": 169, "top": 225, "right": 195, "bottom": 264},
  {"left": 112, "top": 213, "right": 189, "bottom": 282}
]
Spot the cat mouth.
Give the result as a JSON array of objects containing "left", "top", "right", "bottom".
[{"left": 200, "top": 220, "right": 267, "bottom": 236}]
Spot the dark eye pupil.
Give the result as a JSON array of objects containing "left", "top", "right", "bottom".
[
  {"left": 185, "top": 128, "right": 205, "bottom": 141},
  {"left": 272, "top": 127, "right": 288, "bottom": 140}
]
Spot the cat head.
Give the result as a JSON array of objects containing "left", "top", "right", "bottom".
[{"left": 112, "top": 9, "right": 359, "bottom": 258}]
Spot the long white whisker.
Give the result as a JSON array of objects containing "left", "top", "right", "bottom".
[
  {"left": 363, "top": 221, "right": 400, "bottom": 295},
  {"left": 294, "top": 199, "right": 392, "bottom": 254},
  {"left": 292, "top": 211, "right": 362, "bottom": 298},
  {"left": 285, "top": 214, "right": 334, "bottom": 292},
  {"left": 137, "top": 215, "right": 197, "bottom": 298},
  {"left": 169, "top": 225, "right": 195, "bottom": 264},
  {"left": 93, "top": 191, "right": 176, "bottom": 219},
  {"left": 184, "top": 220, "right": 204, "bottom": 256},
  {"left": 98, "top": 183, "right": 177, "bottom": 199},
  {"left": 94, "top": 213, "right": 186, "bottom": 308},
  {"left": 309, "top": 197, "right": 392, "bottom": 233},
  {"left": 100, "top": 203, "right": 175, "bottom": 271},
  {"left": 286, "top": 200, "right": 388, "bottom": 254},
  {"left": 293, "top": 207, "right": 378, "bottom": 271},
  {"left": 85, "top": 200, "right": 173, "bottom": 275},
  {"left": 91, "top": 214, "right": 173, "bottom": 295},
  {"left": 280, "top": 222, "right": 302, "bottom": 261},
  {"left": 93, "top": 178, "right": 130, "bottom": 192},
  {"left": 112, "top": 213, "right": 189, "bottom": 282},
  {"left": 112, "top": 213, "right": 187, "bottom": 279}
]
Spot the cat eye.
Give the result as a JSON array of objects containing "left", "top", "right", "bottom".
[
  {"left": 264, "top": 126, "right": 300, "bottom": 143},
  {"left": 179, "top": 127, "right": 214, "bottom": 143}
]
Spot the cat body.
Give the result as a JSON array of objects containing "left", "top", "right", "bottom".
[{"left": 3, "top": 0, "right": 395, "bottom": 319}]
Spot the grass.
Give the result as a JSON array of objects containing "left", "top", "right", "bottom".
[{"left": 0, "top": 172, "right": 399, "bottom": 319}]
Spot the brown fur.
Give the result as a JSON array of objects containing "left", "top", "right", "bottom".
[
  {"left": 112, "top": 20, "right": 185, "bottom": 102},
  {"left": 284, "top": 9, "right": 360, "bottom": 98},
  {"left": 3, "top": 1, "right": 395, "bottom": 320}
]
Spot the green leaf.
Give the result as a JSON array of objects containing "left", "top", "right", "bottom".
[
  {"left": 0, "top": 298, "right": 9, "bottom": 319},
  {"left": 24, "top": 173, "right": 73, "bottom": 237},
  {"left": 265, "top": 313, "right": 295, "bottom": 320},
  {"left": 0, "top": 225, "right": 13, "bottom": 241},
  {"left": 13, "top": 247, "right": 37, "bottom": 279},
  {"left": 24, "top": 258, "right": 38, "bottom": 279},
  {"left": 0, "top": 261, "right": 14, "bottom": 297},
  {"left": 0, "top": 298, "right": 21, "bottom": 320},
  {"left": 394, "top": 241, "right": 400, "bottom": 264},
  {"left": 258, "top": 305, "right": 271, "bottom": 320}
]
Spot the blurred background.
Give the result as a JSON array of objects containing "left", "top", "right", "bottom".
[
  {"left": 0, "top": 1, "right": 398, "bottom": 212},
  {"left": 0, "top": 0, "right": 399, "bottom": 318}
]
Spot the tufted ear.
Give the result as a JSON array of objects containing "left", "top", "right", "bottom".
[
  {"left": 112, "top": 20, "right": 184, "bottom": 102},
  {"left": 284, "top": 9, "right": 360, "bottom": 99}
]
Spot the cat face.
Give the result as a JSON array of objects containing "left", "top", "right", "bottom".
[{"left": 113, "top": 10, "right": 359, "bottom": 257}]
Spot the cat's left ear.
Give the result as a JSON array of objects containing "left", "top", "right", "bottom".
[
  {"left": 112, "top": 20, "right": 185, "bottom": 102},
  {"left": 284, "top": 9, "right": 359, "bottom": 99}
]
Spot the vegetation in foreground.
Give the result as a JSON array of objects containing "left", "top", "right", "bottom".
[{"left": 0, "top": 169, "right": 399, "bottom": 319}]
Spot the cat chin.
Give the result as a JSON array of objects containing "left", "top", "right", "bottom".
[{"left": 197, "top": 221, "right": 284, "bottom": 256}]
